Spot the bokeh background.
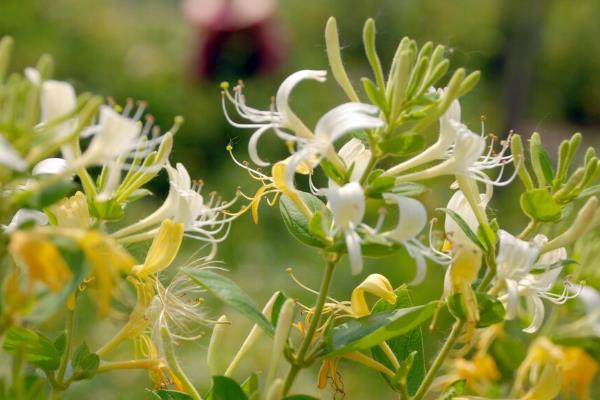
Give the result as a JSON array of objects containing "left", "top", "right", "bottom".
[{"left": 2, "top": 0, "right": 600, "bottom": 398}]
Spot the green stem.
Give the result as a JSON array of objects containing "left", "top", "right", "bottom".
[
  {"left": 519, "top": 219, "right": 540, "bottom": 240},
  {"left": 282, "top": 258, "right": 337, "bottom": 395},
  {"left": 56, "top": 306, "right": 76, "bottom": 384},
  {"left": 161, "top": 326, "right": 203, "bottom": 400},
  {"left": 13, "top": 347, "right": 24, "bottom": 400},
  {"left": 412, "top": 320, "right": 465, "bottom": 400}
]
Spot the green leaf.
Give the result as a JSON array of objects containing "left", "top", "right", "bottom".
[
  {"left": 279, "top": 192, "right": 326, "bottom": 248},
  {"left": 320, "top": 302, "right": 436, "bottom": 358},
  {"left": 389, "top": 182, "right": 429, "bottom": 197},
  {"left": 436, "top": 379, "right": 466, "bottom": 400},
  {"left": 2, "top": 327, "right": 61, "bottom": 371},
  {"left": 520, "top": 189, "right": 562, "bottom": 222},
  {"left": 19, "top": 181, "right": 78, "bottom": 209},
  {"left": 380, "top": 132, "right": 425, "bottom": 156},
  {"left": 447, "top": 293, "right": 505, "bottom": 328},
  {"left": 320, "top": 158, "right": 345, "bottom": 186},
  {"left": 437, "top": 208, "right": 486, "bottom": 251},
  {"left": 209, "top": 376, "right": 247, "bottom": 400},
  {"left": 71, "top": 343, "right": 99, "bottom": 380},
  {"left": 365, "top": 175, "right": 396, "bottom": 197},
  {"left": 361, "top": 77, "right": 388, "bottom": 115},
  {"left": 308, "top": 211, "right": 327, "bottom": 243},
  {"left": 490, "top": 334, "right": 527, "bottom": 373},
  {"left": 371, "top": 286, "right": 425, "bottom": 395},
  {"left": 283, "top": 396, "right": 320, "bottom": 400},
  {"left": 151, "top": 390, "right": 194, "bottom": 400},
  {"left": 240, "top": 373, "right": 259, "bottom": 400},
  {"left": 185, "top": 269, "right": 274, "bottom": 336}
]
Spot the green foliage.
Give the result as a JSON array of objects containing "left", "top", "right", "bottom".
[
  {"left": 207, "top": 376, "right": 247, "bottom": 400},
  {"left": 70, "top": 343, "right": 99, "bottom": 380},
  {"left": 319, "top": 302, "right": 436, "bottom": 358},
  {"left": 379, "top": 131, "right": 425, "bottom": 156},
  {"left": 2, "top": 326, "right": 61, "bottom": 371},
  {"left": 185, "top": 269, "right": 274, "bottom": 336},
  {"left": 279, "top": 192, "right": 327, "bottom": 248},
  {"left": 371, "top": 286, "right": 426, "bottom": 395},
  {"left": 520, "top": 189, "right": 562, "bottom": 222},
  {"left": 437, "top": 207, "right": 486, "bottom": 251},
  {"left": 447, "top": 293, "right": 505, "bottom": 328},
  {"left": 151, "top": 390, "right": 194, "bottom": 400},
  {"left": 17, "top": 180, "right": 78, "bottom": 210}
]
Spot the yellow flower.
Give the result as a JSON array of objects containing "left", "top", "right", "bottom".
[
  {"left": 48, "top": 191, "right": 91, "bottom": 228},
  {"left": 9, "top": 231, "right": 72, "bottom": 292},
  {"left": 351, "top": 274, "right": 397, "bottom": 317},
  {"left": 132, "top": 219, "right": 184, "bottom": 277},
  {"left": 515, "top": 337, "right": 563, "bottom": 398},
  {"left": 453, "top": 354, "right": 500, "bottom": 390},
  {"left": 561, "top": 346, "right": 598, "bottom": 400},
  {"left": 77, "top": 230, "right": 136, "bottom": 316}
]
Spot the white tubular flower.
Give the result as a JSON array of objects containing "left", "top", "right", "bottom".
[
  {"left": 385, "top": 93, "right": 461, "bottom": 176},
  {"left": 0, "top": 135, "right": 26, "bottom": 171},
  {"left": 1, "top": 209, "right": 48, "bottom": 233},
  {"left": 320, "top": 182, "right": 366, "bottom": 274},
  {"left": 222, "top": 70, "right": 327, "bottom": 167},
  {"left": 390, "top": 122, "right": 514, "bottom": 188},
  {"left": 40, "top": 79, "right": 77, "bottom": 137},
  {"left": 337, "top": 138, "right": 372, "bottom": 183},
  {"left": 112, "top": 163, "right": 234, "bottom": 257},
  {"left": 495, "top": 232, "right": 576, "bottom": 333},
  {"left": 444, "top": 190, "right": 487, "bottom": 249},
  {"left": 32, "top": 158, "right": 67, "bottom": 176},
  {"left": 285, "top": 102, "right": 384, "bottom": 190},
  {"left": 382, "top": 193, "right": 444, "bottom": 285},
  {"left": 81, "top": 105, "right": 143, "bottom": 166}
]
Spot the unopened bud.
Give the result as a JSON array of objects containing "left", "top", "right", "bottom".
[
  {"left": 207, "top": 315, "right": 230, "bottom": 376},
  {"left": 541, "top": 196, "right": 599, "bottom": 253}
]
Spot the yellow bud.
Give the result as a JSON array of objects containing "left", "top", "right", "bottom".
[
  {"left": 132, "top": 219, "right": 184, "bottom": 277},
  {"left": 49, "top": 191, "right": 91, "bottom": 228},
  {"left": 351, "top": 274, "right": 397, "bottom": 317},
  {"left": 9, "top": 231, "right": 71, "bottom": 292}
]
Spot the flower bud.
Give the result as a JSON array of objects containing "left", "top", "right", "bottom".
[
  {"left": 132, "top": 219, "right": 184, "bottom": 277},
  {"left": 541, "top": 196, "right": 598, "bottom": 253},
  {"left": 265, "top": 299, "right": 295, "bottom": 391},
  {"left": 207, "top": 315, "right": 230, "bottom": 376},
  {"left": 49, "top": 191, "right": 91, "bottom": 228}
]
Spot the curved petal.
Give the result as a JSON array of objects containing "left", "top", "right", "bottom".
[
  {"left": 275, "top": 70, "right": 327, "bottom": 116},
  {"left": 314, "top": 102, "right": 383, "bottom": 144},
  {"left": 322, "top": 182, "right": 365, "bottom": 229},
  {"left": 496, "top": 230, "right": 539, "bottom": 280},
  {"left": 4, "top": 209, "right": 48, "bottom": 233},
  {"left": 32, "top": 158, "right": 67, "bottom": 176},
  {"left": 248, "top": 125, "right": 275, "bottom": 167},
  {"left": 523, "top": 295, "right": 545, "bottom": 333},
  {"left": 345, "top": 227, "right": 363, "bottom": 275},
  {"left": 505, "top": 278, "right": 520, "bottom": 320},
  {"left": 0, "top": 136, "right": 26, "bottom": 171},
  {"left": 382, "top": 194, "right": 427, "bottom": 242}
]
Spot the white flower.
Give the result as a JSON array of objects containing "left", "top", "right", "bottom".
[
  {"left": 320, "top": 182, "right": 366, "bottom": 274},
  {"left": 337, "top": 138, "right": 372, "bottom": 183},
  {"left": 495, "top": 232, "right": 576, "bottom": 333},
  {"left": 32, "top": 158, "right": 67, "bottom": 176},
  {"left": 39, "top": 79, "right": 78, "bottom": 137},
  {"left": 0, "top": 135, "right": 26, "bottom": 171},
  {"left": 1, "top": 208, "right": 48, "bottom": 233},
  {"left": 444, "top": 190, "right": 487, "bottom": 249},
  {"left": 284, "top": 102, "right": 383, "bottom": 190},
  {"left": 112, "top": 163, "right": 234, "bottom": 257},
  {"left": 385, "top": 91, "right": 461, "bottom": 176},
  {"left": 222, "top": 69, "right": 327, "bottom": 167},
  {"left": 382, "top": 193, "right": 443, "bottom": 285}
]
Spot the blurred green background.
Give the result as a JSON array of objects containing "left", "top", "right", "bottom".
[{"left": 2, "top": 0, "right": 600, "bottom": 398}]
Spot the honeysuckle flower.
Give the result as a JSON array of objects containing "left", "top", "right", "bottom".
[
  {"left": 385, "top": 92, "right": 461, "bottom": 176},
  {"left": 320, "top": 182, "right": 366, "bottom": 274},
  {"left": 514, "top": 337, "right": 563, "bottom": 400},
  {"left": 2, "top": 208, "right": 48, "bottom": 233},
  {"left": 222, "top": 70, "right": 328, "bottom": 161},
  {"left": 440, "top": 190, "right": 485, "bottom": 332},
  {"left": 389, "top": 122, "right": 514, "bottom": 189},
  {"left": 9, "top": 230, "right": 72, "bottom": 292},
  {"left": 382, "top": 193, "right": 449, "bottom": 285},
  {"left": 48, "top": 191, "right": 91, "bottom": 228},
  {"left": 284, "top": 102, "right": 384, "bottom": 191},
  {"left": 0, "top": 135, "right": 26, "bottom": 171},
  {"left": 132, "top": 219, "right": 184, "bottom": 277},
  {"left": 32, "top": 157, "right": 68, "bottom": 176},
  {"left": 494, "top": 232, "right": 576, "bottom": 333},
  {"left": 38, "top": 78, "right": 77, "bottom": 137},
  {"left": 350, "top": 273, "right": 397, "bottom": 317},
  {"left": 112, "top": 163, "right": 234, "bottom": 257},
  {"left": 335, "top": 138, "right": 372, "bottom": 184}
]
